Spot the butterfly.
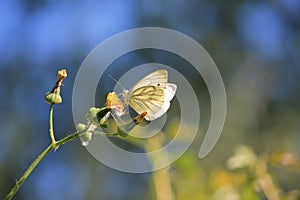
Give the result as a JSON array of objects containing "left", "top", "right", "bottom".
[{"left": 108, "top": 69, "right": 177, "bottom": 121}]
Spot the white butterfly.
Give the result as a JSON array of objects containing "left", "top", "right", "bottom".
[{"left": 120, "top": 69, "right": 177, "bottom": 121}]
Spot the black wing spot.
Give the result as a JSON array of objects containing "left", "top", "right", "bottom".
[{"left": 157, "top": 83, "right": 160, "bottom": 86}]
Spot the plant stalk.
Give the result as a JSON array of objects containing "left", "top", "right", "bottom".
[
  {"left": 49, "top": 104, "right": 57, "bottom": 148},
  {"left": 5, "top": 131, "right": 80, "bottom": 200}
]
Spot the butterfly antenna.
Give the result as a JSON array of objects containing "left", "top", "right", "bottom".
[{"left": 108, "top": 74, "right": 126, "bottom": 91}]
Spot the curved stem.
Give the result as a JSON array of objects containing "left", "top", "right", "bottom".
[
  {"left": 5, "top": 103, "right": 121, "bottom": 199},
  {"left": 56, "top": 132, "right": 80, "bottom": 146},
  {"left": 5, "top": 144, "right": 52, "bottom": 200},
  {"left": 5, "top": 131, "right": 80, "bottom": 200},
  {"left": 49, "top": 104, "right": 57, "bottom": 148},
  {"left": 5, "top": 128, "right": 120, "bottom": 199}
]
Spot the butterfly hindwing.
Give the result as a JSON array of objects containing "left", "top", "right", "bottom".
[
  {"left": 130, "top": 86, "right": 165, "bottom": 119},
  {"left": 142, "top": 83, "right": 177, "bottom": 120},
  {"left": 129, "top": 82, "right": 177, "bottom": 121}
]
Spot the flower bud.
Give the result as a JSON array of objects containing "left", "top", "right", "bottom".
[
  {"left": 57, "top": 69, "right": 67, "bottom": 83},
  {"left": 44, "top": 91, "right": 62, "bottom": 104},
  {"left": 45, "top": 69, "right": 67, "bottom": 105},
  {"left": 86, "top": 107, "right": 111, "bottom": 127},
  {"left": 77, "top": 123, "right": 93, "bottom": 146},
  {"left": 80, "top": 131, "right": 93, "bottom": 146},
  {"left": 86, "top": 107, "right": 101, "bottom": 122},
  {"left": 76, "top": 123, "right": 86, "bottom": 132}
]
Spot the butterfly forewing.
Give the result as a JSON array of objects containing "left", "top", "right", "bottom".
[{"left": 130, "top": 69, "right": 168, "bottom": 92}]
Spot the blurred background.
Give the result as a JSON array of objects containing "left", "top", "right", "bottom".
[{"left": 1, "top": 0, "right": 300, "bottom": 199}]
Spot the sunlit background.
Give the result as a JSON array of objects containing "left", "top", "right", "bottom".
[{"left": 1, "top": 0, "right": 300, "bottom": 199}]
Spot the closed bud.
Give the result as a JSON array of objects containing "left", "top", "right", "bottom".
[
  {"left": 86, "top": 107, "right": 102, "bottom": 125},
  {"left": 77, "top": 123, "right": 93, "bottom": 146},
  {"left": 86, "top": 107, "right": 111, "bottom": 126},
  {"left": 44, "top": 91, "right": 62, "bottom": 104},
  {"left": 45, "top": 69, "right": 67, "bottom": 105},
  {"left": 57, "top": 69, "right": 67, "bottom": 82},
  {"left": 80, "top": 131, "right": 93, "bottom": 146},
  {"left": 76, "top": 123, "right": 87, "bottom": 132}
]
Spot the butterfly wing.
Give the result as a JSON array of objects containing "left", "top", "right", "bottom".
[
  {"left": 144, "top": 83, "right": 177, "bottom": 120},
  {"left": 130, "top": 83, "right": 177, "bottom": 121},
  {"left": 130, "top": 69, "right": 168, "bottom": 92}
]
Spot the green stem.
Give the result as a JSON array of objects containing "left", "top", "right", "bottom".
[
  {"left": 49, "top": 104, "right": 57, "bottom": 148},
  {"left": 4, "top": 125, "right": 119, "bottom": 199},
  {"left": 94, "top": 131, "right": 118, "bottom": 137},
  {"left": 5, "top": 131, "right": 80, "bottom": 200},
  {"left": 5, "top": 103, "right": 121, "bottom": 199},
  {"left": 56, "top": 132, "right": 80, "bottom": 146},
  {"left": 5, "top": 144, "right": 52, "bottom": 200}
]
